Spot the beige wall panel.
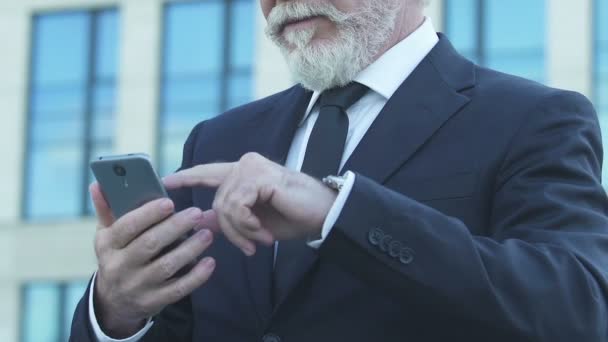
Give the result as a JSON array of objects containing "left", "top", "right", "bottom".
[
  {"left": 0, "top": 228, "right": 18, "bottom": 342},
  {"left": 547, "top": 0, "right": 593, "bottom": 96},
  {"left": 0, "top": 283, "right": 19, "bottom": 342},
  {"left": 12, "top": 223, "right": 97, "bottom": 280},
  {"left": 425, "top": 0, "right": 444, "bottom": 32},
  {"left": 0, "top": 7, "right": 28, "bottom": 223},
  {"left": 254, "top": 9, "right": 293, "bottom": 99},
  {"left": 115, "top": 0, "right": 162, "bottom": 158}
]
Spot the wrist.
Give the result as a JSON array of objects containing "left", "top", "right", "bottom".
[
  {"left": 310, "top": 177, "right": 339, "bottom": 235},
  {"left": 97, "top": 305, "right": 146, "bottom": 338},
  {"left": 94, "top": 280, "right": 146, "bottom": 338},
  {"left": 312, "top": 184, "right": 338, "bottom": 237}
]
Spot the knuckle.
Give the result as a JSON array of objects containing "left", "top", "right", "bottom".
[
  {"left": 124, "top": 214, "right": 140, "bottom": 234},
  {"left": 101, "top": 257, "right": 121, "bottom": 278},
  {"left": 158, "top": 257, "right": 175, "bottom": 280},
  {"left": 212, "top": 198, "right": 224, "bottom": 215},
  {"left": 240, "top": 152, "right": 261, "bottom": 164},
  {"left": 125, "top": 219, "right": 139, "bottom": 237},
  {"left": 94, "top": 232, "right": 108, "bottom": 256},
  {"left": 142, "top": 233, "right": 160, "bottom": 253},
  {"left": 280, "top": 169, "right": 292, "bottom": 187}
]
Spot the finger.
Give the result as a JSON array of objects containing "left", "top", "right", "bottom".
[
  {"left": 238, "top": 222, "right": 275, "bottom": 246},
  {"left": 216, "top": 212, "right": 256, "bottom": 256},
  {"left": 128, "top": 207, "right": 204, "bottom": 263},
  {"left": 222, "top": 185, "right": 274, "bottom": 245},
  {"left": 155, "top": 257, "right": 216, "bottom": 307},
  {"left": 90, "top": 182, "right": 115, "bottom": 228},
  {"left": 196, "top": 209, "right": 221, "bottom": 233},
  {"left": 223, "top": 204, "right": 274, "bottom": 246},
  {"left": 224, "top": 181, "right": 259, "bottom": 232},
  {"left": 210, "top": 173, "right": 257, "bottom": 255},
  {"left": 111, "top": 198, "right": 175, "bottom": 249},
  {"left": 233, "top": 208, "right": 274, "bottom": 246},
  {"left": 149, "top": 229, "right": 214, "bottom": 281},
  {"left": 163, "top": 163, "right": 234, "bottom": 190}
]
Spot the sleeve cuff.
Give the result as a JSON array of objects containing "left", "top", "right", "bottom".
[
  {"left": 88, "top": 272, "right": 154, "bottom": 342},
  {"left": 308, "top": 171, "right": 356, "bottom": 249}
]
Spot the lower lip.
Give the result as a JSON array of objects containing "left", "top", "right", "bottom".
[{"left": 283, "top": 16, "right": 322, "bottom": 33}]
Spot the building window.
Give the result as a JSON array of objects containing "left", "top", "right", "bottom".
[
  {"left": 20, "top": 281, "right": 88, "bottom": 342},
  {"left": 158, "top": 0, "right": 256, "bottom": 175},
  {"left": 24, "top": 9, "right": 120, "bottom": 219},
  {"left": 444, "top": 0, "right": 546, "bottom": 82}
]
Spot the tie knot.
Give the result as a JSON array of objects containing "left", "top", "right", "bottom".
[{"left": 319, "top": 82, "right": 369, "bottom": 111}]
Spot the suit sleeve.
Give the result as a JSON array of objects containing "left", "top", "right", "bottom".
[
  {"left": 319, "top": 91, "right": 608, "bottom": 340},
  {"left": 69, "top": 122, "right": 204, "bottom": 342}
]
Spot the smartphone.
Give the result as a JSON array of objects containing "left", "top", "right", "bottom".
[{"left": 90, "top": 153, "right": 168, "bottom": 218}]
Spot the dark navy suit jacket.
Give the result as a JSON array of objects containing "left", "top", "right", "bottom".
[{"left": 71, "top": 35, "right": 608, "bottom": 341}]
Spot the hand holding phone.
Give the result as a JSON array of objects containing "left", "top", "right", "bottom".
[{"left": 88, "top": 154, "right": 216, "bottom": 338}]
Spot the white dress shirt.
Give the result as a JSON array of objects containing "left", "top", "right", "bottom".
[{"left": 90, "top": 17, "right": 439, "bottom": 342}]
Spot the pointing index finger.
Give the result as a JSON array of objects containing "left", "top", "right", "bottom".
[{"left": 163, "top": 163, "right": 234, "bottom": 190}]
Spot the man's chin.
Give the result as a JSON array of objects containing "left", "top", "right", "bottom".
[{"left": 285, "top": 56, "right": 351, "bottom": 92}]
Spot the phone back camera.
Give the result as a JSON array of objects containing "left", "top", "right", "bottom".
[{"left": 113, "top": 164, "right": 127, "bottom": 177}]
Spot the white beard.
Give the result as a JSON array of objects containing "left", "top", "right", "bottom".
[{"left": 265, "top": 1, "right": 401, "bottom": 92}]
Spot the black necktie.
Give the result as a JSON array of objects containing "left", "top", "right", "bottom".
[{"left": 273, "top": 82, "right": 369, "bottom": 304}]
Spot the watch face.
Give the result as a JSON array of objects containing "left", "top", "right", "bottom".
[{"left": 323, "top": 175, "right": 345, "bottom": 191}]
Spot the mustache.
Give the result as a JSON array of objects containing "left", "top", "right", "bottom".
[{"left": 265, "top": 1, "right": 349, "bottom": 38}]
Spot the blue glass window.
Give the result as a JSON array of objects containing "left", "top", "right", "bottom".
[
  {"left": 25, "top": 9, "right": 120, "bottom": 219},
  {"left": 444, "top": 0, "right": 546, "bottom": 82},
  {"left": 21, "top": 281, "right": 88, "bottom": 342},
  {"left": 159, "top": 0, "right": 256, "bottom": 175},
  {"left": 595, "top": 0, "right": 608, "bottom": 183}
]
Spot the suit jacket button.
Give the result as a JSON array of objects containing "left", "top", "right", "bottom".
[
  {"left": 399, "top": 247, "right": 415, "bottom": 264},
  {"left": 368, "top": 228, "right": 384, "bottom": 246},
  {"left": 262, "top": 333, "right": 281, "bottom": 342},
  {"left": 380, "top": 234, "right": 392, "bottom": 252},
  {"left": 388, "top": 240, "right": 402, "bottom": 258}
]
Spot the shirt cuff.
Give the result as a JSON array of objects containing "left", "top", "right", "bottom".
[
  {"left": 88, "top": 272, "right": 154, "bottom": 342},
  {"left": 308, "top": 171, "right": 356, "bottom": 249}
]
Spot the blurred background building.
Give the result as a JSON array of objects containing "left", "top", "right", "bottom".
[{"left": 0, "top": 0, "right": 605, "bottom": 341}]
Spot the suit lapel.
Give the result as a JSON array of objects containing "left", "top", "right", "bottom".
[
  {"left": 243, "top": 86, "right": 312, "bottom": 323},
  {"left": 342, "top": 36, "right": 475, "bottom": 184}
]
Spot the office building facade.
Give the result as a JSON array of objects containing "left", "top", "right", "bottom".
[{"left": 0, "top": 0, "right": 605, "bottom": 341}]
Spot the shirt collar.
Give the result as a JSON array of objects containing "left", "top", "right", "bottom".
[{"left": 300, "top": 17, "right": 439, "bottom": 125}]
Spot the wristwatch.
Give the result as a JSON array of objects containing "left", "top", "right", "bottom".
[{"left": 322, "top": 174, "right": 348, "bottom": 191}]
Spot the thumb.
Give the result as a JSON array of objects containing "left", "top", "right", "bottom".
[{"left": 89, "top": 182, "right": 115, "bottom": 228}]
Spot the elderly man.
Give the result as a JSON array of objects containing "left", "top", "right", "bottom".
[{"left": 70, "top": 0, "right": 608, "bottom": 341}]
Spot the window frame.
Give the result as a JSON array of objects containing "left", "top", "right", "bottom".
[
  {"left": 19, "top": 280, "right": 88, "bottom": 342},
  {"left": 156, "top": 0, "right": 254, "bottom": 174},
  {"left": 442, "top": 0, "right": 546, "bottom": 82},
  {"left": 22, "top": 7, "right": 119, "bottom": 220},
  {"left": 443, "top": 0, "right": 486, "bottom": 64}
]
